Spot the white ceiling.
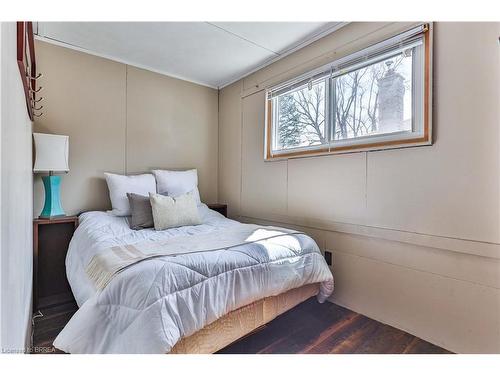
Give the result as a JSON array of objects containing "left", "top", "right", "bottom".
[{"left": 35, "top": 22, "right": 345, "bottom": 88}]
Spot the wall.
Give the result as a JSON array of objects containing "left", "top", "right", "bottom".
[
  {"left": 0, "top": 22, "right": 34, "bottom": 352},
  {"left": 218, "top": 22, "right": 500, "bottom": 353},
  {"left": 33, "top": 40, "right": 219, "bottom": 216}
]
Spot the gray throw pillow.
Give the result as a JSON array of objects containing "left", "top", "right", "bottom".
[
  {"left": 149, "top": 191, "right": 201, "bottom": 230},
  {"left": 127, "top": 193, "right": 154, "bottom": 230}
]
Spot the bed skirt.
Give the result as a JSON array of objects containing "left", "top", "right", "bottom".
[{"left": 169, "top": 282, "right": 320, "bottom": 354}]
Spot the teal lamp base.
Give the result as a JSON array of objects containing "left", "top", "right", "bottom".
[{"left": 40, "top": 175, "right": 66, "bottom": 219}]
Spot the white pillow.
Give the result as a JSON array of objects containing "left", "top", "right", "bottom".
[
  {"left": 151, "top": 169, "right": 201, "bottom": 205},
  {"left": 104, "top": 172, "right": 156, "bottom": 216},
  {"left": 149, "top": 192, "right": 201, "bottom": 230}
]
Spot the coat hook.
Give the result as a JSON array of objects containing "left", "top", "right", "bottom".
[
  {"left": 26, "top": 72, "right": 42, "bottom": 80},
  {"left": 30, "top": 86, "right": 43, "bottom": 93},
  {"left": 33, "top": 112, "right": 43, "bottom": 117},
  {"left": 31, "top": 96, "right": 43, "bottom": 103},
  {"left": 32, "top": 104, "right": 43, "bottom": 111}
]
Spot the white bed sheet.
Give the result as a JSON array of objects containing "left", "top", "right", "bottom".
[{"left": 55, "top": 204, "right": 334, "bottom": 353}]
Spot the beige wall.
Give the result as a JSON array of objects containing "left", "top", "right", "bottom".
[
  {"left": 33, "top": 40, "right": 219, "bottom": 216},
  {"left": 0, "top": 22, "right": 34, "bottom": 351},
  {"left": 218, "top": 22, "right": 500, "bottom": 353}
]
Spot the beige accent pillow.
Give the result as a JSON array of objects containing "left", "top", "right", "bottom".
[{"left": 149, "top": 192, "right": 202, "bottom": 230}]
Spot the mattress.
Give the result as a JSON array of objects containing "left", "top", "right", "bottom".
[{"left": 54, "top": 204, "right": 334, "bottom": 353}]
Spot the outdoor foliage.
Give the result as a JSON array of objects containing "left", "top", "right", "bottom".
[{"left": 276, "top": 53, "right": 411, "bottom": 150}]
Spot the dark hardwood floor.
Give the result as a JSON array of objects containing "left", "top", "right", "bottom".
[
  {"left": 32, "top": 300, "right": 78, "bottom": 354},
  {"left": 32, "top": 298, "right": 451, "bottom": 354}
]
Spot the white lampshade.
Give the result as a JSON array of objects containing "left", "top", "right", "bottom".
[{"left": 33, "top": 133, "right": 69, "bottom": 172}]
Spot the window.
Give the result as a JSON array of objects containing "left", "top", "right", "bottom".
[
  {"left": 265, "top": 24, "right": 431, "bottom": 159},
  {"left": 274, "top": 78, "right": 327, "bottom": 150}
]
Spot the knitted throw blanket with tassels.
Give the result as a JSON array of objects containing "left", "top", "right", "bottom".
[{"left": 86, "top": 224, "right": 304, "bottom": 290}]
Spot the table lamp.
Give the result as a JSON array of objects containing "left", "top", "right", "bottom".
[{"left": 33, "top": 133, "right": 69, "bottom": 218}]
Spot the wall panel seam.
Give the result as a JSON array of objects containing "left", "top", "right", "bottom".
[
  {"left": 238, "top": 214, "right": 500, "bottom": 259},
  {"left": 125, "top": 65, "right": 128, "bottom": 174},
  {"left": 330, "top": 247, "right": 500, "bottom": 290},
  {"left": 286, "top": 160, "right": 289, "bottom": 214},
  {"left": 239, "top": 83, "right": 243, "bottom": 216},
  {"left": 216, "top": 88, "right": 220, "bottom": 203},
  {"left": 364, "top": 152, "right": 368, "bottom": 209}
]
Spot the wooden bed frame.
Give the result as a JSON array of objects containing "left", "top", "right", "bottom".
[{"left": 170, "top": 283, "right": 320, "bottom": 354}]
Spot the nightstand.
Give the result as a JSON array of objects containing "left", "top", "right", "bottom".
[
  {"left": 207, "top": 203, "right": 228, "bottom": 218},
  {"left": 33, "top": 216, "right": 78, "bottom": 313}
]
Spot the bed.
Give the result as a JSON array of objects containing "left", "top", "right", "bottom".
[{"left": 53, "top": 204, "right": 334, "bottom": 353}]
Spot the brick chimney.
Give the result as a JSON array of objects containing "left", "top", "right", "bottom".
[{"left": 377, "top": 60, "right": 405, "bottom": 133}]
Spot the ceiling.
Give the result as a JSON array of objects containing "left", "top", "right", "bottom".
[{"left": 35, "top": 22, "right": 345, "bottom": 88}]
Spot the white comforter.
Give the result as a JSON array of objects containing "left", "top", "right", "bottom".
[{"left": 53, "top": 205, "right": 334, "bottom": 353}]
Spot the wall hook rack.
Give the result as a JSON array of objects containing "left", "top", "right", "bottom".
[{"left": 17, "top": 21, "right": 42, "bottom": 121}]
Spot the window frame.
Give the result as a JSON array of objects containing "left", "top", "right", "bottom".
[{"left": 265, "top": 24, "right": 432, "bottom": 160}]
